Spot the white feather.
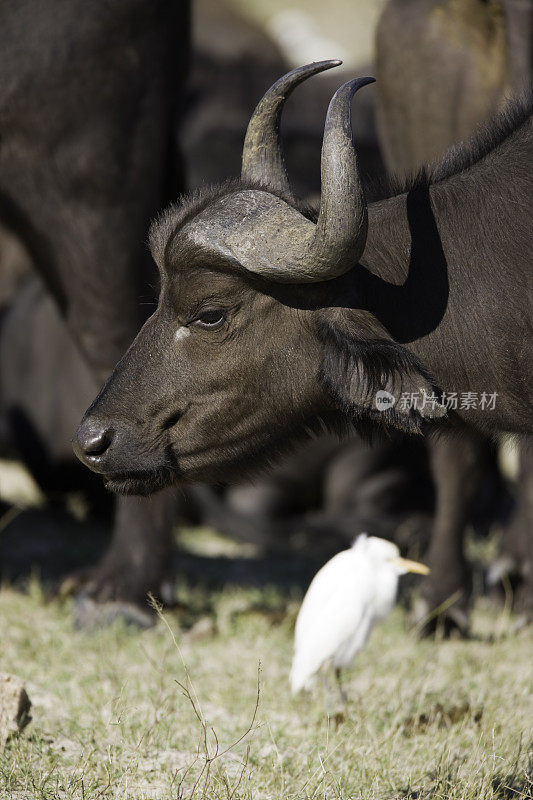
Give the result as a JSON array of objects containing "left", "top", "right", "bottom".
[{"left": 290, "top": 535, "right": 403, "bottom": 693}]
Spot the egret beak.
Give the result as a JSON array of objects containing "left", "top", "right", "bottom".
[{"left": 392, "top": 558, "right": 430, "bottom": 575}]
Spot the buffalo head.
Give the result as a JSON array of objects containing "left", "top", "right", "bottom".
[{"left": 74, "top": 61, "right": 442, "bottom": 494}]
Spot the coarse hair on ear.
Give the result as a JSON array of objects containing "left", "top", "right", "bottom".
[{"left": 316, "top": 310, "right": 446, "bottom": 434}]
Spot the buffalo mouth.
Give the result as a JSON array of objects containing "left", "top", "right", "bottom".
[{"left": 103, "top": 466, "right": 177, "bottom": 496}]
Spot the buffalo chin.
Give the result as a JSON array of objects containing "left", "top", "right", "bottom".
[{"left": 104, "top": 467, "right": 176, "bottom": 496}]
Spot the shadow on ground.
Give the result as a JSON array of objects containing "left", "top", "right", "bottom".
[
  {"left": 399, "top": 764, "right": 533, "bottom": 799},
  {"left": 0, "top": 506, "right": 323, "bottom": 593}
]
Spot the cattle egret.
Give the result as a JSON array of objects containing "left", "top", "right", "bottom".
[{"left": 290, "top": 535, "right": 429, "bottom": 696}]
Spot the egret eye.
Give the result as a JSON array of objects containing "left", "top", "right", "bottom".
[{"left": 192, "top": 309, "right": 226, "bottom": 329}]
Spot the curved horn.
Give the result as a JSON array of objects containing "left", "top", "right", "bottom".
[
  {"left": 241, "top": 60, "right": 342, "bottom": 198},
  {"left": 184, "top": 74, "right": 375, "bottom": 285},
  {"left": 284, "top": 76, "right": 375, "bottom": 281},
  {"left": 315, "top": 77, "right": 375, "bottom": 272}
]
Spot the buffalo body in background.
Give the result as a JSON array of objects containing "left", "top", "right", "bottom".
[{"left": 0, "top": 0, "right": 189, "bottom": 625}]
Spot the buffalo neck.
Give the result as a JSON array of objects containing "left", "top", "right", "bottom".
[
  {"left": 356, "top": 183, "right": 485, "bottom": 398},
  {"left": 358, "top": 109, "right": 530, "bottom": 353},
  {"left": 358, "top": 186, "right": 450, "bottom": 347},
  {"left": 355, "top": 133, "right": 531, "bottom": 416}
]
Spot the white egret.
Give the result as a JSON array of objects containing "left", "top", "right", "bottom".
[{"left": 290, "top": 535, "right": 429, "bottom": 696}]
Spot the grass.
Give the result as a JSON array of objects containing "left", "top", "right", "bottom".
[{"left": 0, "top": 573, "right": 532, "bottom": 799}]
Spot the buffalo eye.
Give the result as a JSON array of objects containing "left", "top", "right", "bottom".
[{"left": 192, "top": 309, "right": 226, "bottom": 329}]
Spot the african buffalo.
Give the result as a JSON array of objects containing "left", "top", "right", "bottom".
[
  {"left": 73, "top": 54, "right": 532, "bottom": 557},
  {"left": 376, "top": 0, "right": 533, "bottom": 627},
  {"left": 376, "top": 0, "right": 509, "bottom": 176},
  {"left": 0, "top": 0, "right": 189, "bottom": 624}
]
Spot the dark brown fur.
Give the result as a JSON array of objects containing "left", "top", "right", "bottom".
[{"left": 75, "top": 98, "right": 532, "bottom": 501}]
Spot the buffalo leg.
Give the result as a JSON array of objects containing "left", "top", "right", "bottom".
[
  {"left": 72, "top": 492, "right": 176, "bottom": 628},
  {"left": 414, "top": 428, "right": 487, "bottom": 636},
  {"left": 489, "top": 438, "right": 533, "bottom": 616}
]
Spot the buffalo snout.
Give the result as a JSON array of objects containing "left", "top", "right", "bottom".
[
  {"left": 73, "top": 418, "right": 116, "bottom": 472},
  {"left": 73, "top": 414, "right": 165, "bottom": 480}
]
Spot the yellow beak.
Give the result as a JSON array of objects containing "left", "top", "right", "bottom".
[{"left": 393, "top": 557, "right": 430, "bottom": 575}]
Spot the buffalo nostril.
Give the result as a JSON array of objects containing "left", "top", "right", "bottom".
[
  {"left": 73, "top": 419, "right": 116, "bottom": 471},
  {"left": 79, "top": 426, "right": 114, "bottom": 458},
  {"left": 84, "top": 430, "right": 113, "bottom": 456}
]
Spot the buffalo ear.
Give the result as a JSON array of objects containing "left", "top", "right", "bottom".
[{"left": 317, "top": 316, "right": 446, "bottom": 434}]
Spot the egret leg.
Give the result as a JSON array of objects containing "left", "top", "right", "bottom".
[
  {"left": 335, "top": 668, "right": 348, "bottom": 707},
  {"left": 322, "top": 672, "right": 335, "bottom": 714}
]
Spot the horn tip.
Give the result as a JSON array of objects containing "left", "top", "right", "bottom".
[
  {"left": 353, "top": 76, "right": 376, "bottom": 86},
  {"left": 342, "top": 76, "right": 377, "bottom": 96},
  {"left": 309, "top": 59, "right": 343, "bottom": 70}
]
